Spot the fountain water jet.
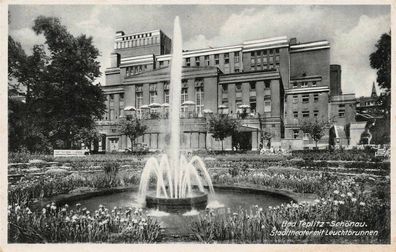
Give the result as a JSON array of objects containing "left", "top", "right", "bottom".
[{"left": 138, "top": 16, "right": 214, "bottom": 212}]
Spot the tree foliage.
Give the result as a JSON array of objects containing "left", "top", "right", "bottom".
[
  {"left": 8, "top": 16, "right": 106, "bottom": 153},
  {"left": 208, "top": 114, "right": 239, "bottom": 151},
  {"left": 370, "top": 32, "right": 391, "bottom": 115},
  {"left": 300, "top": 119, "right": 329, "bottom": 148},
  {"left": 119, "top": 118, "right": 148, "bottom": 151}
]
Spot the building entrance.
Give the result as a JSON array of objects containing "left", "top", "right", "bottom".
[
  {"left": 233, "top": 132, "right": 252, "bottom": 150},
  {"left": 109, "top": 138, "right": 119, "bottom": 152}
]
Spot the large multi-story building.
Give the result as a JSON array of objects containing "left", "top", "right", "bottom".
[{"left": 97, "top": 29, "right": 353, "bottom": 152}]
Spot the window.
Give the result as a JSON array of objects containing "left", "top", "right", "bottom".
[
  {"left": 222, "top": 84, "right": 228, "bottom": 93},
  {"left": 293, "top": 129, "right": 299, "bottom": 139},
  {"left": 264, "top": 80, "right": 271, "bottom": 89},
  {"left": 264, "top": 101, "right": 271, "bottom": 112},
  {"left": 214, "top": 54, "right": 219, "bottom": 65},
  {"left": 269, "top": 56, "right": 273, "bottom": 64},
  {"left": 292, "top": 82, "right": 298, "bottom": 88},
  {"left": 234, "top": 52, "right": 240, "bottom": 63},
  {"left": 149, "top": 90, "right": 157, "bottom": 104},
  {"left": 302, "top": 110, "right": 309, "bottom": 118},
  {"left": 269, "top": 49, "right": 274, "bottom": 54},
  {"left": 256, "top": 54, "right": 262, "bottom": 64},
  {"left": 293, "top": 111, "right": 298, "bottom": 118},
  {"left": 263, "top": 49, "right": 267, "bottom": 55},
  {"left": 313, "top": 110, "right": 319, "bottom": 117},
  {"left": 164, "top": 90, "right": 169, "bottom": 104},
  {"left": 312, "top": 81, "right": 317, "bottom": 86},
  {"left": 236, "top": 83, "right": 242, "bottom": 92},
  {"left": 301, "top": 82, "right": 308, "bottom": 88},
  {"left": 125, "top": 67, "right": 130, "bottom": 77},
  {"left": 195, "top": 57, "right": 200, "bottom": 66},
  {"left": 338, "top": 109, "right": 345, "bottom": 117},
  {"left": 263, "top": 57, "right": 268, "bottom": 64},
  {"left": 293, "top": 95, "right": 299, "bottom": 103},
  {"left": 204, "top": 55, "right": 210, "bottom": 66},
  {"left": 186, "top": 58, "right": 190, "bottom": 67},
  {"left": 224, "top": 53, "right": 229, "bottom": 64},
  {"left": 302, "top": 94, "right": 310, "bottom": 103},
  {"left": 181, "top": 88, "right": 188, "bottom": 103},
  {"left": 250, "top": 97, "right": 256, "bottom": 113},
  {"left": 249, "top": 82, "right": 256, "bottom": 91},
  {"left": 250, "top": 53, "right": 255, "bottom": 65},
  {"left": 110, "top": 109, "right": 115, "bottom": 121},
  {"left": 275, "top": 48, "right": 279, "bottom": 54},
  {"left": 314, "top": 93, "right": 319, "bottom": 102},
  {"left": 159, "top": 61, "right": 164, "bottom": 67},
  {"left": 181, "top": 87, "right": 188, "bottom": 116},
  {"left": 275, "top": 55, "right": 280, "bottom": 63},
  {"left": 196, "top": 86, "right": 204, "bottom": 116},
  {"left": 119, "top": 93, "right": 125, "bottom": 107}
]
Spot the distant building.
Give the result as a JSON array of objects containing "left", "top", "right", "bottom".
[
  {"left": 356, "top": 82, "right": 383, "bottom": 121},
  {"left": 96, "top": 29, "right": 356, "bottom": 152}
]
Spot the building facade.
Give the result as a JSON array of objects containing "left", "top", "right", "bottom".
[{"left": 97, "top": 29, "right": 352, "bottom": 152}]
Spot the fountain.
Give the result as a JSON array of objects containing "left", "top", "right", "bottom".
[{"left": 138, "top": 16, "right": 215, "bottom": 212}]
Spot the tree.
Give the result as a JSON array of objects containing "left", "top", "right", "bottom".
[
  {"left": 300, "top": 119, "right": 329, "bottom": 149},
  {"left": 8, "top": 16, "right": 106, "bottom": 152},
  {"left": 119, "top": 118, "right": 147, "bottom": 151},
  {"left": 208, "top": 114, "right": 239, "bottom": 151},
  {"left": 74, "top": 125, "right": 100, "bottom": 150},
  {"left": 370, "top": 32, "right": 391, "bottom": 116}
]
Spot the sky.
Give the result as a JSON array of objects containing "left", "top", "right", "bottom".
[{"left": 8, "top": 4, "right": 390, "bottom": 97}]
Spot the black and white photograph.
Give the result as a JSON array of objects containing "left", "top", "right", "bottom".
[{"left": 2, "top": 1, "right": 394, "bottom": 250}]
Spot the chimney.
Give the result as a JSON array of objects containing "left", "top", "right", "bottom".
[{"left": 289, "top": 38, "right": 297, "bottom": 45}]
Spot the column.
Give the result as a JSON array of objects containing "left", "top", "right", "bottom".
[
  {"left": 256, "top": 80, "right": 265, "bottom": 114},
  {"left": 187, "top": 79, "right": 195, "bottom": 102},
  {"left": 228, "top": 83, "right": 236, "bottom": 114},
  {"left": 252, "top": 130, "right": 258, "bottom": 151},
  {"left": 143, "top": 83, "right": 149, "bottom": 105},
  {"left": 121, "top": 135, "right": 127, "bottom": 150},
  {"left": 229, "top": 52, "right": 235, "bottom": 73},
  {"left": 157, "top": 82, "right": 164, "bottom": 104},
  {"left": 242, "top": 82, "right": 250, "bottom": 105},
  {"left": 114, "top": 94, "right": 120, "bottom": 119}
]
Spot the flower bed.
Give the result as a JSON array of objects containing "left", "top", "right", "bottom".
[
  {"left": 8, "top": 203, "right": 162, "bottom": 243},
  {"left": 192, "top": 177, "right": 390, "bottom": 243}
]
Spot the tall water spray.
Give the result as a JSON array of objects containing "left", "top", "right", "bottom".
[
  {"left": 138, "top": 16, "right": 214, "bottom": 202},
  {"left": 169, "top": 16, "right": 183, "bottom": 198}
]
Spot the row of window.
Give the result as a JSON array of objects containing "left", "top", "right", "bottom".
[
  {"left": 222, "top": 81, "right": 271, "bottom": 93},
  {"left": 122, "top": 32, "right": 153, "bottom": 40},
  {"left": 220, "top": 99, "right": 271, "bottom": 114},
  {"left": 125, "top": 65, "right": 150, "bottom": 77},
  {"left": 115, "top": 35, "right": 159, "bottom": 49},
  {"left": 250, "top": 54, "right": 280, "bottom": 66},
  {"left": 291, "top": 93, "right": 319, "bottom": 103},
  {"left": 251, "top": 48, "right": 280, "bottom": 57},
  {"left": 291, "top": 80, "right": 319, "bottom": 89},
  {"left": 291, "top": 110, "right": 320, "bottom": 118},
  {"left": 338, "top": 104, "right": 345, "bottom": 117}
]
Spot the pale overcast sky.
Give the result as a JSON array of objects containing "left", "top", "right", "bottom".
[{"left": 9, "top": 5, "right": 390, "bottom": 97}]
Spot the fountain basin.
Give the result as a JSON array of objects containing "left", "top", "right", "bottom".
[{"left": 145, "top": 192, "right": 208, "bottom": 212}]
